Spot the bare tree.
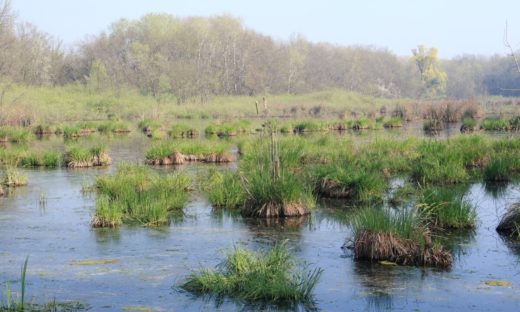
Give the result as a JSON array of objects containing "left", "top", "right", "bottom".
[{"left": 504, "top": 21, "right": 520, "bottom": 74}]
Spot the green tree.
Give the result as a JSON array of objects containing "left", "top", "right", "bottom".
[{"left": 412, "top": 45, "right": 447, "bottom": 98}]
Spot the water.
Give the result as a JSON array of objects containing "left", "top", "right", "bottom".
[{"left": 1, "top": 132, "right": 520, "bottom": 311}]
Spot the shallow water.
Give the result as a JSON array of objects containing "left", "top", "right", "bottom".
[{"left": 1, "top": 132, "right": 520, "bottom": 311}]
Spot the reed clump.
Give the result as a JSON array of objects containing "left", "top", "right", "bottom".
[
  {"left": 480, "top": 117, "right": 512, "bottom": 131},
  {"left": 411, "top": 141, "right": 468, "bottom": 185},
  {"left": 460, "top": 117, "right": 477, "bottom": 133},
  {"left": 64, "top": 144, "right": 112, "bottom": 168},
  {"left": 417, "top": 187, "right": 476, "bottom": 229},
  {"left": 239, "top": 132, "right": 314, "bottom": 218},
  {"left": 145, "top": 141, "right": 234, "bottom": 165},
  {"left": 205, "top": 120, "right": 252, "bottom": 137},
  {"left": 91, "top": 164, "right": 190, "bottom": 227},
  {"left": 97, "top": 120, "right": 131, "bottom": 133},
  {"left": 496, "top": 203, "right": 520, "bottom": 238},
  {"left": 2, "top": 166, "right": 27, "bottom": 187},
  {"left": 203, "top": 169, "right": 246, "bottom": 209},
  {"left": 310, "top": 162, "right": 386, "bottom": 203},
  {"left": 0, "top": 127, "right": 31, "bottom": 143},
  {"left": 181, "top": 242, "right": 322, "bottom": 304},
  {"left": 168, "top": 124, "right": 199, "bottom": 138},
  {"left": 351, "top": 208, "right": 452, "bottom": 268},
  {"left": 20, "top": 151, "right": 62, "bottom": 168}
]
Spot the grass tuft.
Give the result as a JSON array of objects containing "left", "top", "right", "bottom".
[{"left": 181, "top": 242, "right": 322, "bottom": 304}]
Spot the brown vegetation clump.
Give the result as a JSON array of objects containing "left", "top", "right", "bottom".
[
  {"left": 461, "top": 99, "right": 483, "bottom": 119},
  {"left": 90, "top": 215, "right": 118, "bottom": 228},
  {"left": 353, "top": 230, "right": 452, "bottom": 268},
  {"left": 203, "top": 152, "right": 235, "bottom": 163},
  {"left": 244, "top": 201, "right": 310, "bottom": 218},
  {"left": 392, "top": 105, "right": 412, "bottom": 121},
  {"left": 316, "top": 178, "right": 351, "bottom": 198},
  {"left": 496, "top": 203, "right": 520, "bottom": 237}
]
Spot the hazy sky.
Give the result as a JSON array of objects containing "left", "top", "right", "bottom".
[{"left": 10, "top": 0, "right": 520, "bottom": 58}]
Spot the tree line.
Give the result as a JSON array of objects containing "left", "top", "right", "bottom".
[{"left": 1, "top": 0, "right": 519, "bottom": 102}]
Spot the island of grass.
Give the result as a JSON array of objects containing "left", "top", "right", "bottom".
[
  {"left": 145, "top": 141, "right": 234, "bottom": 165},
  {"left": 204, "top": 120, "right": 251, "bottom": 137},
  {"left": 204, "top": 138, "right": 314, "bottom": 217},
  {"left": 181, "top": 243, "right": 322, "bottom": 305},
  {"left": 0, "top": 127, "right": 31, "bottom": 143},
  {"left": 91, "top": 164, "right": 190, "bottom": 227},
  {"left": 64, "top": 144, "right": 112, "bottom": 168},
  {"left": 351, "top": 208, "right": 452, "bottom": 268}
]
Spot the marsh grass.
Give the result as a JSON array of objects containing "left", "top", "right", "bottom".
[
  {"left": 2, "top": 166, "right": 27, "bottom": 187},
  {"left": 181, "top": 242, "right": 322, "bottom": 304},
  {"left": 20, "top": 151, "right": 62, "bottom": 168},
  {"left": 481, "top": 117, "right": 511, "bottom": 131},
  {"left": 293, "top": 120, "right": 327, "bottom": 133},
  {"left": 203, "top": 169, "right": 246, "bottom": 209},
  {"left": 422, "top": 119, "right": 443, "bottom": 132},
  {"left": 145, "top": 141, "right": 233, "bottom": 165},
  {"left": 2, "top": 256, "right": 28, "bottom": 311},
  {"left": 483, "top": 152, "right": 520, "bottom": 182},
  {"left": 351, "top": 208, "right": 452, "bottom": 268},
  {"left": 496, "top": 203, "right": 520, "bottom": 238},
  {"left": 238, "top": 135, "right": 314, "bottom": 217},
  {"left": 168, "top": 124, "right": 199, "bottom": 138},
  {"left": 64, "top": 144, "right": 111, "bottom": 168},
  {"left": 242, "top": 167, "right": 314, "bottom": 217},
  {"left": 1, "top": 257, "right": 86, "bottom": 311},
  {"left": 97, "top": 120, "right": 130, "bottom": 133},
  {"left": 205, "top": 120, "right": 252, "bottom": 137},
  {"left": 417, "top": 187, "right": 476, "bottom": 229},
  {"left": 91, "top": 164, "right": 190, "bottom": 227},
  {"left": 382, "top": 117, "right": 403, "bottom": 128},
  {"left": 311, "top": 162, "right": 386, "bottom": 203},
  {"left": 460, "top": 117, "right": 477, "bottom": 133},
  {"left": 411, "top": 141, "right": 467, "bottom": 185},
  {"left": 0, "top": 127, "right": 31, "bottom": 143}
]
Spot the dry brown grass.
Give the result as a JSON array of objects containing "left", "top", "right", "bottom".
[
  {"left": 496, "top": 203, "right": 520, "bottom": 237},
  {"left": 244, "top": 201, "right": 310, "bottom": 218}
]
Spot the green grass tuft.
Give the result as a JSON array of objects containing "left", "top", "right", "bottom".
[{"left": 181, "top": 242, "right": 322, "bottom": 304}]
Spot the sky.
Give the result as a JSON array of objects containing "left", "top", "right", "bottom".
[{"left": 10, "top": 0, "right": 520, "bottom": 58}]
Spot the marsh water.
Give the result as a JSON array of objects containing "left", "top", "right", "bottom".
[{"left": 1, "top": 128, "right": 520, "bottom": 311}]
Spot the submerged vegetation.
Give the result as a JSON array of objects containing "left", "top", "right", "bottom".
[
  {"left": 181, "top": 243, "right": 322, "bottom": 304},
  {"left": 91, "top": 164, "right": 190, "bottom": 227}
]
